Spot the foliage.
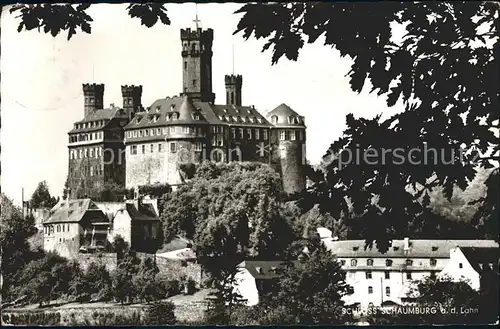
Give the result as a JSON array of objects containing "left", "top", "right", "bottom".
[
  {"left": 84, "top": 262, "right": 114, "bottom": 301},
  {"left": 4, "top": 311, "right": 61, "bottom": 325},
  {"left": 1, "top": 193, "right": 41, "bottom": 302},
  {"left": 15, "top": 252, "right": 74, "bottom": 306},
  {"left": 76, "top": 182, "right": 134, "bottom": 202},
  {"left": 245, "top": 239, "right": 353, "bottom": 325},
  {"left": 62, "top": 175, "right": 70, "bottom": 200},
  {"left": 138, "top": 182, "right": 171, "bottom": 199},
  {"left": 9, "top": 3, "right": 171, "bottom": 40},
  {"left": 235, "top": 2, "right": 500, "bottom": 248},
  {"left": 144, "top": 301, "right": 177, "bottom": 325},
  {"left": 112, "top": 250, "right": 141, "bottom": 304},
  {"left": 112, "top": 234, "right": 129, "bottom": 261},
  {"left": 132, "top": 257, "right": 162, "bottom": 303},
  {"left": 30, "top": 180, "right": 59, "bottom": 209}
]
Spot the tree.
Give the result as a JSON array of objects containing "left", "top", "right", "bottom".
[
  {"left": 132, "top": 257, "right": 162, "bottom": 303},
  {"left": 111, "top": 250, "right": 141, "bottom": 304},
  {"left": 84, "top": 262, "right": 113, "bottom": 301},
  {"left": 62, "top": 175, "right": 70, "bottom": 200},
  {"left": 8, "top": 3, "right": 171, "bottom": 40},
  {"left": 248, "top": 239, "right": 353, "bottom": 325},
  {"left": 30, "top": 181, "right": 58, "bottom": 209},
  {"left": 144, "top": 301, "right": 177, "bottom": 325},
  {"left": 1, "top": 193, "right": 40, "bottom": 302},
  {"left": 235, "top": 2, "right": 499, "bottom": 248}
]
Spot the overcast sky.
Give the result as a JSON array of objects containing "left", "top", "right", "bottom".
[{"left": 1, "top": 3, "right": 403, "bottom": 204}]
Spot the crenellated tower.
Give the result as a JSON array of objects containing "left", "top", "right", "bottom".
[
  {"left": 82, "top": 83, "right": 104, "bottom": 117},
  {"left": 225, "top": 74, "right": 242, "bottom": 106},
  {"left": 180, "top": 28, "right": 215, "bottom": 103},
  {"left": 121, "top": 85, "right": 143, "bottom": 120}
]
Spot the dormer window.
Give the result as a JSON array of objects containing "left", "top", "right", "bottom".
[
  {"left": 352, "top": 246, "right": 359, "bottom": 251},
  {"left": 393, "top": 246, "right": 400, "bottom": 251},
  {"left": 166, "top": 114, "right": 170, "bottom": 121},
  {"left": 288, "top": 116, "right": 294, "bottom": 124},
  {"left": 255, "top": 267, "right": 264, "bottom": 274},
  {"left": 218, "top": 115, "right": 224, "bottom": 121},
  {"left": 432, "top": 246, "right": 438, "bottom": 251},
  {"left": 170, "top": 104, "right": 176, "bottom": 111},
  {"left": 232, "top": 116, "right": 237, "bottom": 122},
  {"left": 225, "top": 115, "right": 230, "bottom": 121},
  {"left": 223, "top": 108, "right": 228, "bottom": 113},
  {"left": 242, "top": 117, "right": 247, "bottom": 123},
  {"left": 257, "top": 118, "right": 263, "bottom": 124},
  {"left": 156, "top": 106, "right": 161, "bottom": 112},
  {"left": 193, "top": 114, "right": 200, "bottom": 120},
  {"left": 235, "top": 108, "right": 239, "bottom": 114},
  {"left": 271, "top": 115, "right": 278, "bottom": 124}
]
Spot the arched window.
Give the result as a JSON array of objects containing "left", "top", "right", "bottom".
[
  {"left": 367, "top": 259, "right": 374, "bottom": 266},
  {"left": 368, "top": 286, "right": 373, "bottom": 294},
  {"left": 183, "top": 43, "right": 188, "bottom": 51},
  {"left": 231, "top": 92, "right": 235, "bottom": 104},
  {"left": 351, "top": 259, "right": 357, "bottom": 267}
]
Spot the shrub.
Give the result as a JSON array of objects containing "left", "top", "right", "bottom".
[
  {"left": 163, "top": 279, "right": 181, "bottom": 297},
  {"left": 5, "top": 311, "right": 61, "bottom": 325},
  {"left": 144, "top": 301, "right": 177, "bottom": 325}
]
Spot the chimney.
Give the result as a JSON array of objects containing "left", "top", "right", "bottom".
[
  {"left": 82, "top": 83, "right": 105, "bottom": 117},
  {"left": 403, "top": 237, "right": 410, "bottom": 251}
]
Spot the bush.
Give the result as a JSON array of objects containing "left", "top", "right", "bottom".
[
  {"left": 5, "top": 312, "right": 61, "bottom": 325},
  {"left": 144, "top": 301, "right": 177, "bottom": 325},
  {"left": 163, "top": 279, "right": 181, "bottom": 297}
]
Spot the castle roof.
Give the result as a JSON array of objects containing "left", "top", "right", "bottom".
[
  {"left": 266, "top": 103, "right": 306, "bottom": 128},
  {"left": 124, "top": 96, "right": 273, "bottom": 130},
  {"left": 68, "top": 107, "right": 127, "bottom": 133},
  {"left": 460, "top": 247, "right": 499, "bottom": 274},
  {"left": 238, "top": 260, "right": 300, "bottom": 279},
  {"left": 44, "top": 199, "right": 105, "bottom": 224},
  {"left": 323, "top": 239, "right": 499, "bottom": 259}
]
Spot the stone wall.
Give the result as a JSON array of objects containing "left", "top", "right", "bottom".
[
  {"left": 126, "top": 144, "right": 167, "bottom": 188},
  {"left": 137, "top": 253, "right": 204, "bottom": 284}
]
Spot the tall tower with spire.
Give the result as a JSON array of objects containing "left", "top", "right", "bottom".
[{"left": 180, "top": 10, "right": 215, "bottom": 103}]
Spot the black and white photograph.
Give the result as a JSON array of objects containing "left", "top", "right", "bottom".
[{"left": 0, "top": 1, "right": 499, "bottom": 326}]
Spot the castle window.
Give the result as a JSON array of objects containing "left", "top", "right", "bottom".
[
  {"left": 385, "top": 271, "right": 390, "bottom": 279},
  {"left": 386, "top": 287, "right": 391, "bottom": 297},
  {"left": 247, "top": 128, "right": 252, "bottom": 139},
  {"left": 242, "top": 117, "right": 247, "bottom": 123},
  {"left": 184, "top": 61, "right": 187, "bottom": 70},
  {"left": 430, "top": 271, "right": 436, "bottom": 279},
  {"left": 211, "top": 126, "right": 216, "bottom": 134},
  {"left": 218, "top": 115, "right": 224, "bottom": 121},
  {"left": 211, "top": 136, "right": 216, "bottom": 147},
  {"left": 459, "top": 263, "right": 463, "bottom": 269},
  {"left": 299, "top": 131, "right": 303, "bottom": 140},
  {"left": 194, "top": 114, "right": 200, "bottom": 120},
  {"left": 257, "top": 118, "right": 263, "bottom": 124},
  {"left": 231, "top": 128, "right": 236, "bottom": 139},
  {"left": 232, "top": 116, "right": 237, "bottom": 122},
  {"left": 194, "top": 142, "right": 202, "bottom": 151},
  {"left": 368, "top": 286, "right": 373, "bottom": 294},
  {"left": 198, "top": 127, "right": 203, "bottom": 135},
  {"left": 367, "top": 259, "right": 374, "bottom": 266},
  {"left": 406, "top": 259, "right": 413, "bottom": 266},
  {"left": 430, "top": 258, "right": 437, "bottom": 266},
  {"left": 192, "top": 79, "right": 196, "bottom": 87},
  {"left": 139, "top": 130, "right": 143, "bottom": 137},
  {"left": 182, "top": 127, "right": 189, "bottom": 134},
  {"left": 151, "top": 129, "right": 155, "bottom": 136},
  {"left": 386, "top": 259, "right": 393, "bottom": 267},
  {"left": 153, "top": 116, "right": 158, "bottom": 123},
  {"left": 157, "top": 128, "right": 161, "bottom": 135},
  {"left": 90, "top": 166, "right": 94, "bottom": 176},
  {"left": 280, "top": 131, "right": 286, "bottom": 141},
  {"left": 90, "top": 149, "right": 94, "bottom": 157},
  {"left": 90, "top": 98, "right": 94, "bottom": 104},
  {"left": 239, "top": 128, "right": 244, "bottom": 139},
  {"left": 142, "top": 145, "right": 146, "bottom": 154},
  {"left": 165, "top": 114, "right": 170, "bottom": 122},
  {"left": 150, "top": 144, "right": 154, "bottom": 153},
  {"left": 79, "top": 149, "right": 82, "bottom": 159},
  {"left": 231, "top": 92, "right": 234, "bottom": 104},
  {"left": 271, "top": 115, "right": 278, "bottom": 124},
  {"left": 131, "top": 145, "right": 137, "bottom": 155},
  {"left": 145, "top": 129, "right": 149, "bottom": 137},
  {"left": 170, "top": 142, "right": 177, "bottom": 153},
  {"left": 406, "top": 272, "right": 412, "bottom": 280},
  {"left": 95, "top": 147, "right": 99, "bottom": 158},
  {"left": 192, "top": 43, "right": 196, "bottom": 51},
  {"left": 217, "top": 126, "right": 223, "bottom": 134},
  {"left": 263, "top": 130, "right": 268, "bottom": 140},
  {"left": 158, "top": 143, "right": 163, "bottom": 152},
  {"left": 366, "top": 271, "right": 372, "bottom": 279},
  {"left": 284, "top": 131, "right": 290, "bottom": 140},
  {"left": 351, "top": 259, "right": 357, "bottom": 267},
  {"left": 216, "top": 135, "right": 224, "bottom": 147},
  {"left": 84, "top": 149, "right": 88, "bottom": 158},
  {"left": 163, "top": 128, "right": 168, "bottom": 135},
  {"left": 290, "top": 130, "right": 296, "bottom": 140}
]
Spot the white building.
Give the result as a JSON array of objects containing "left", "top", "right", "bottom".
[{"left": 233, "top": 234, "right": 498, "bottom": 308}]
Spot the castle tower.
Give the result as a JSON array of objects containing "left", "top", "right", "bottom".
[
  {"left": 82, "top": 83, "right": 104, "bottom": 117},
  {"left": 121, "top": 85, "right": 143, "bottom": 120},
  {"left": 267, "top": 103, "right": 307, "bottom": 195},
  {"left": 180, "top": 27, "right": 215, "bottom": 103},
  {"left": 225, "top": 74, "right": 242, "bottom": 106},
  {"left": 164, "top": 95, "right": 209, "bottom": 188}
]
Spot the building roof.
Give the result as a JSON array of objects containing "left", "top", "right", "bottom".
[
  {"left": 323, "top": 239, "right": 499, "bottom": 259},
  {"left": 238, "top": 260, "right": 299, "bottom": 279},
  {"left": 68, "top": 107, "right": 128, "bottom": 133},
  {"left": 125, "top": 201, "right": 159, "bottom": 221},
  {"left": 44, "top": 199, "right": 103, "bottom": 224},
  {"left": 124, "top": 96, "right": 273, "bottom": 130},
  {"left": 266, "top": 103, "right": 306, "bottom": 128},
  {"left": 460, "top": 247, "right": 500, "bottom": 274}
]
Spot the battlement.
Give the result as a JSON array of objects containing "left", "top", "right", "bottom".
[
  {"left": 225, "top": 75, "right": 243, "bottom": 86},
  {"left": 121, "top": 85, "right": 143, "bottom": 96},
  {"left": 82, "top": 83, "right": 104, "bottom": 94},
  {"left": 180, "top": 27, "right": 213, "bottom": 41}
]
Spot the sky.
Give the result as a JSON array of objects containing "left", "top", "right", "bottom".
[{"left": 1, "top": 3, "right": 404, "bottom": 204}]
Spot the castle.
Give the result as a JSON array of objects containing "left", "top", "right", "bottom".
[{"left": 67, "top": 26, "right": 306, "bottom": 198}]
